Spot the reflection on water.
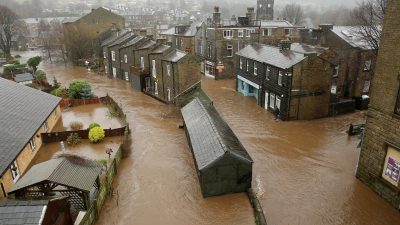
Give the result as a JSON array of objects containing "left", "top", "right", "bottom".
[{"left": 27, "top": 50, "right": 400, "bottom": 225}]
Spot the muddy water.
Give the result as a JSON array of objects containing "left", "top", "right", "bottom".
[
  {"left": 201, "top": 77, "right": 400, "bottom": 225},
  {"left": 30, "top": 51, "right": 400, "bottom": 225}
]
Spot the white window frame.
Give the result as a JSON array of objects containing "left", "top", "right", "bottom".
[
  {"left": 246, "top": 60, "right": 249, "bottom": 72},
  {"left": 227, "top": 45, "right": 233, "bottom": 57},
  {"left": 112, "top": 67, "right": 117, "bottom": 78},
  {"left": 167, "top": 64, "right": 171, "bottom": 76},
  {"left": 276, "top": 96, "right": 281, "bottom": 110},
  {"left": 29, "top": 138, "right": 36, "bottom": 151},
  {"left": 239, "top": 58, "right": 243, "bottom": 69},
  {"left": 285, "top": 28, "right": 293, "bottom": 35},
  {"left": 264, "top": 28, "right": 272, "bottom": 36},
  {"left": 333, "top": 65, "right": 339, "bottom": 77},
  {"left": 124, "top": 71, "right": 129, "bottom": 81},
  {"left": 154, "top": 82, "right": 158, "bottom": 96},
  {"left": 266, "top": 66, "right": 271, "bottom": 80},
  {"left": 254, "top": 62, "right": 258, "bottom": 75},
  {"left": 124, "top": 54, "right": 128, "bottom": 63},
  {"left": 10, "top": 161, "right": 20, "bottom": 183},
  {"left": 105, "top": 65, "right": 108, "bottom": 74},
  {"left": 223, "top": 30, "right": 233, "bottom": 38},
  {"left": 238, "top": 29, "right": 244, "bottom": 37},
  {"left": 265, "top": 92, "right": 269, "bottom": 109},
  {"left": 269, "top": 93, "right": 275, "bottom": 109},
  {"left": 152, "top": 60, "right": 156, "bottom": 78},
  {"left": 140, "top": 57, "right": 145, "bottom": 69},
  {"left": 278, "top": 71, "right": 283, "bottom": 86},
  {"left": 111, "top": 51, "right": 116, "bottom": 61},
  {"left": 167, "top": 88, "right": 171, "bottom": 101}
]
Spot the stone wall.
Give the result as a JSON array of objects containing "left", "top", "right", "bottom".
[{"left": 356, "top": 0, "right": 400, "bottom": 210}]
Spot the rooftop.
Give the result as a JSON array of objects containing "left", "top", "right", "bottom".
[
  {"left": 0, "top": 200, "right": 49, "bottom": 225},
  {"left": 163, "top": 49, "right": 187, "bottom": 62},
  {"left": 331, "top": 26, "right": 376, "bottom": 50},
  {"left": 237, "top": 44, "right": 306, "bottom": 69},
  {"left": 0, "top": 78, "right": 61, "bottom": 177},
  {"left": 181, "top": 98, "right": 252, "bottom": 171},
  {"left": 290, "top": 43, "right": 327, "bottom": 55},
  {"left": 14, "top": 73, "right": 34, "bottom": 83}
]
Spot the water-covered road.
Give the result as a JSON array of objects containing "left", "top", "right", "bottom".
[{"left": 33, "top": 55, "right": 400, "bottom": 225}]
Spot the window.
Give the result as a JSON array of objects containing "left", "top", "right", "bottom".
[
  {"left": 175, "top": 38, "right": 179, "bottom": 46},
  {"left": 103, "top": 51, "right": 107, "bottom": 59},
  {"left": 364, "top": 60, "right": 372, "bottom": 71},
  {"left": 124, "top": 54, "right": 128, "bottom": 63},
  {"left": 112, "top": 67, "right": 117, "bottom": 78},
  {"left": 105, "top": 65, "right": 108, "bottom": 74},
  {"left": 363, "top": 80, "right": 371, "bottom": 93},
  {"left": 154, "top": 82, "right": 158, "bottom": 96},
  {"left": 29, "top": 138, "right": 36, "bottom": 151},
  {"left": 111, "top": 51, "right": 115, "bottom": 61},
  {"left": 227, "top": 45, "right": 233, "bottom": 57},
  {"left": 278, "top": 71, "right": 283, "bottom": 86},
  {"left": 285, "top": 29, "right": 292, "bottom": 35},
  {"left": 269, "top": 93, "right": 275, "bottom": 108},
  {"left": 333, "top": 65, "right": 339, "bottom": 77},
  {"left": 207, "top": 44, "right": 212, "bottom": 58},
  {"left": 276, "top": 96, "right": 281, "bottom": 110},
  {"left": 245, "top": 29, "right": 251, "bottom": 37},
  {"left": 253, "top": 62, "right": 258, "bottom": 75},
  {"left": 239, "top": 58, "right": 243, "bottom": 69},
  {"left": 125, "top": 72, "right": 129, "bottom": 81},
  {"left": 43, "top": 121, "right": 48, "bottom": 132},
  {"left": 167, "top": 64, "right": 171, "bottom": 76},
  {"left": 223, "top": 30, "right": 233, "bottom": 38},
  {"left": 10, "top": 161, "right": 20, "bottom": 183},
  {"left": 266, "top": 66, "right": 271, "bottom": 80},
  {"left": 265, "top": 92, "right": 269, "bottom": 109},
  {"left": 246, "top": 60, "right": 249, "bottom": 72},
  {"left": 140, "top": 57, "right": 145, "bottom": 69},
  {"left": 238, "top": 29, "right": 244, "bottom": 37},
  {"left": 264, "top": 28, "right": 272, "bottom": 36},
  {"left": 331, "top": 84, "right": 337, "bottom": 94},
  {"left": 167, "top": 88, "right": 171, "bottom": 101},
  {"left": 152, "top": 60, "right": 156, "bottom": 78}
]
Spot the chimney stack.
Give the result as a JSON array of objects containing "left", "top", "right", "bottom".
[
  {"left": 213, "top": 6, "right": 221, "bottom": 26},
  {"left": 280, "top": 40, "right": 292, "bottom": 51}
]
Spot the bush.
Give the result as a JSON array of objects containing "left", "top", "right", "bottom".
[
  {"left": 34, "top": 70, "right": 47, "bottom": 82},
  {"left": 51, "top": 86, "right": 69, "bottom": 98},
  {"left": 88, "top": 123, "right": 100, "bottom": 130},
  {"left": 3, "top": 63, "right": 27, "bottom": 73},
  {"left": 27, "top": 56, "right": 42, "bottom": 72},
  {"left": 88, "top": 126, "right": 105, "bottom": 143},
  {"left": 69, "top": 121, "right": 83, "bottom": 131},
  {"left": 66, "top": 133, "right": 82, "bottom": 146},
  {"left": 68, "top": 80, "right": 94, "bottom": 99},
  {"left": 14, "top": 55, "right": 21, "bottom": 58}
]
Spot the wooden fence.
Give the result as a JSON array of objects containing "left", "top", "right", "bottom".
[
  {"left": 79, "top": 144, "right": 123, "bottom": 225},
  {"left": 41, "top": 126, "right": 128, "bottom": 143},
  {"left": 60, "top": 98, "right": 101, "bottom": 109}
]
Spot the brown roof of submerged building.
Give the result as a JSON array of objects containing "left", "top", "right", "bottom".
[{"left": 181, "top": 98, "right": 253, "bottom": 171}]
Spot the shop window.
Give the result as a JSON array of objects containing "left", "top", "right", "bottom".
[{"left": 382, "top": 146, "right": 400, "bottom": 187}]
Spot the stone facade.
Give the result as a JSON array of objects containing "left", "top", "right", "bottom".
[
  {"left": 0, "top": 106, "right": 61, "bottom": 198},
  {"left": 356, "top": 0, "right": 400, "bottom": 210}
]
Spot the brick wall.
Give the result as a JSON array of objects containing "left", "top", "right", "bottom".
[{"left": 356, "top": 0, "right": 400, "bottom": 210}]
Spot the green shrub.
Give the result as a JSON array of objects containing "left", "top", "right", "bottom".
[
  {"left": 88, "top": 126, "right": 105, "bottom": 143},
  {"left": 27, "top": 56, "right": 42, "bottom": 72},
  {"left": 68, "top": 80, "right": 94, "bottom": 99},
  {"left": 34, "top": 70, "right": 47, "bottom": 82},
  {"left": 14, "top": 55, "right": 21, "bottom": 58},
  {"left": 88, "top": 123, "right": 100, "bottom": 130},
  {"left": 66, "top": 133, "right": 82, "bottom": 146},
  {"left": 69, "top": 121, "right": 83, "bottom": 131},
  {"left": 51, "top": 86, "right": 69, "bottom": 98}
]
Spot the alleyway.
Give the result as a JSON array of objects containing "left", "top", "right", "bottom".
[{"left": 34, "top": 57, "right": 400, "bottom": 225}]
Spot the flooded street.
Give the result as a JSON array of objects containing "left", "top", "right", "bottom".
[{"left": 27, "top": 50, "right": 400, "bottom": 225}]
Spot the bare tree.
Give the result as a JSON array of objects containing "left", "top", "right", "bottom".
[
  {"left": 0, "top": 5, "right": 18, "bottom": 57},
  {"left": 280, "top": 3, "right": 305, "bottom": 26},
  {"left": 64, "top": 25, "right": 95, "bottom": 64},
  {"left": 352, "top": 0, "right": 386, "bottom": 55}
]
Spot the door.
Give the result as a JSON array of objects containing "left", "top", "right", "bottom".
[
  {"left": 112, "top": 67, "right": 117, "bottom": 78},
  {"left": 265, "top": 92, "right": 269, "bottom": 109}
]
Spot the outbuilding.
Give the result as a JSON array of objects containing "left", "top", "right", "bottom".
[{"left": 181, "top": 98, "right": 253, "bottom": 197}]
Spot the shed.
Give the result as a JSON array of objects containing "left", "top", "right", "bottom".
[
  {"left": 8, "top": 157, "right": 102, "bottom": 212},
  {"left": 14, "top": 73, "right": 34, "bottom": 85},
  {"left": 181, "top": 98, "right": 253, "bottom": 197},
  {"left": 0, "top": 198, "right": 73, "bottom": 225}
]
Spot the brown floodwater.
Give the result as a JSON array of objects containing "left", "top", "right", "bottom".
[{"left": 25, "top": 50, "right": 400, "bottom": 225}]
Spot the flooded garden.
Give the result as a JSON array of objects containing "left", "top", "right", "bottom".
[{"left": 19, "top": 50, "right": 400, "bottom": 225}]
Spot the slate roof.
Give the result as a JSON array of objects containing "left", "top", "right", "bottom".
[
  {"left": 101, "top": 30, "right": 130, "bottom": 47},
  {"left": 14, "top": 73, "right": 34, "bottom": 83},
  {"left": 151, "top": 44, "right": 171, "bottom": 54},
  {"left": 107, "top": 33, "right": 136, "bottom": 47},
  {"left": 121, "top": 36, "right": 145, "bottom": 49},
  {"left": 260, "top": 20, "right": 297, "bottom": 28},
  {"left": 0, "top": 200, "right": 48, "bottom": 225},
  {"left": 160, "top": 22, "right": 202, "bottom": 37},
  {"left": 290, "top": 43, "right": 327, "bottom": 55},
  {"left": 0, "top": 78, "right": 61, "bottom": 177},
  {"left": 138, "top": 40, "right": 156, "bottom": 50},
  {"left": 162, "top": 50, "right": 187, "bottom": 62},
  {"left": 237, "top": 44, "right": 306, "bottom": 69},
  {"left": 181, "top": 98, "right": 253, "bottom": 171},
  {"left": 331, "top": 26, "right": 376, "bottom": 50},
  {"left": 9, "top": 157, "right": 102, "bottom": 193}
]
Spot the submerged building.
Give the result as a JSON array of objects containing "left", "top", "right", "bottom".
[{"left": 181, "top": 98, "right": 253, "bottom": 197}]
